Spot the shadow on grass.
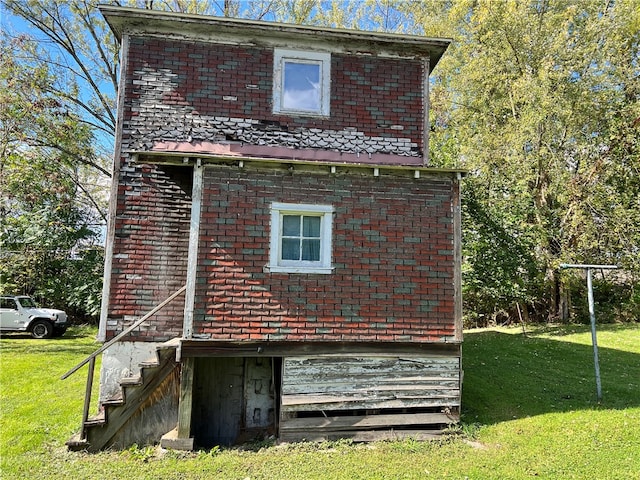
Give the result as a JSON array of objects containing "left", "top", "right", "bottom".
[
  {"left": 461, "top": 324, "right": 640, "bottom": 425},
  {"left": 0, "top": 326, "right": 100, "bottom": 356}
]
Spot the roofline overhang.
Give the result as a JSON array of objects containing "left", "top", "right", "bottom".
[
  {"left": 131, "top": 149, "right": 467, "bottom": 178},
  {"left": 98, "top": 5, "right": 451, "bottom": 69}
]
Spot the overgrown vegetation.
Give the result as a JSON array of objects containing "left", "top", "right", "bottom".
[{"left": 1, "top": 324, "right": 639, "bottom": 479}]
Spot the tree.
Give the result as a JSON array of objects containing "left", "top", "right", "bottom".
[
  {"left": 0, "top": 37, "right": 104, "bottom": 317},
  {"left": 3, "top": 1, "right": 119, "bottom": 151},
  {"left": 0, "top": 1, "right": 124, "bottom": 319},
  {"left": 408, "top": 0, "right": 640, "bottom": 323}
]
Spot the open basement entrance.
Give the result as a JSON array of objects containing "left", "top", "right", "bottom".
[{"left": 191, "top": 357, "right": 281, "bottom": 448}]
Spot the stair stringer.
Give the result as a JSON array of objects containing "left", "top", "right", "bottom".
[{"left": 72, "top": 341, "right": 181, "bottom": 452}]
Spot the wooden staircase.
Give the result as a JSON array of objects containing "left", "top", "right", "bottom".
[{"left": 66, "top": 340, "right": 181, "bottom": 452}]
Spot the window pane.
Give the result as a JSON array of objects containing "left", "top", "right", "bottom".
[
  {"left": 282, "top": 238, "right": 301, "bottom": 260},
  {"left": 302, "top": 239, "right": 321, "bottom": 261},
  {"left": 283, "top": 61, "right": 321, "bottom": 111},
  {"left": 303, "top": 216, "right": 321, "bottom": 237},
  {"left": 282, "top": 215, "right": 300, "bottom": 236}
]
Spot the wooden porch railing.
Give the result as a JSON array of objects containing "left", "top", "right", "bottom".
[{"left": 61, "top": 285, "right": 187, "bottom": 440}]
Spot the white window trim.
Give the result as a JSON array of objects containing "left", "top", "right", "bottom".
[
  {"left": 273, "top": 48, "right": 331, "bottom": 117},
  {"left": 266, "top": 202, "right": 334, "bottom": 274}
]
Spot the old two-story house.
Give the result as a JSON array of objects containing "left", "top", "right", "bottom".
[{"left": 67, "top": 5, "right": 463, "bottom": 451}]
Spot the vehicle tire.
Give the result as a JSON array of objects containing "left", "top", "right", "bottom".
[{"left": 30, "top": 320, "right": 53, "bottom": 339}]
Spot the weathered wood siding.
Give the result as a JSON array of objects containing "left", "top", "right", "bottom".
[
  {"left": 279, "top": 413, "right": 454, "bottom": 443},
  {"left": 281, "top": 355, "right": 461, "bottom": 413}
]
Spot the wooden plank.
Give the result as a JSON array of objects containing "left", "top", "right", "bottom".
[
  {"left": 180, "top": 340, "right": 462, "bottom": 358},
  {"left": 283, "top": 358, "right": 459, "bottom": 385},
  {"left": 280, "top": 412, "right": 458, "bottom": 432},
  {"left": 283, "top": 372, "right": 459, "bottom": 390},
  {"left": 283, "top": 378, "right": 460, "bottom": 396},
  {"left": 280, "top": 429, "right": 445, "bottom": 443},
  {"left": 289, "top": 366, "right": 459, "bottom": 376},
  {"left": 177, "top": 357, "right": 194, "bottom": 439},
  {"left": 453, "top": 172, "right": 463, "bottom": 341},
  {"left": 284, "top": 356, "right": 459, "bottom": 371},
  {"left": 282, "top": 389, "right": 461, "bottom": 405},
  {"left": 281, "top": 398, "right": 460, "bottom": 413},
  {"left": 281, "top": 355, "right": 461, "bottom": 413},
  {"left": 182, "top": 163, "right": 203, "bottom": 338}
]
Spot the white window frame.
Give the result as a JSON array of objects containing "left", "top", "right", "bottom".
[
  {"left": 273, "top": 49, "right": 331, "bottom": 117},
  {"left": 267, "top": 202, "right": 334, "bottom": 274}
]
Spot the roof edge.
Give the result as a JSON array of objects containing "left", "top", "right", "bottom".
[
  {"left": 98, "top": 4, "right": 451, "bottom": 67},
  {"left": 131, "top": 150, "right": 468, "bottom": 177}
]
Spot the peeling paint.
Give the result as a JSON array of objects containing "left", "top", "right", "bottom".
[{"left": 99, "top": 341, "right": 160, "bottom": 402}]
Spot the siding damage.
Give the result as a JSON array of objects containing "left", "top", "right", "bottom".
[{"left": 75, "top": 5, "right": 464, "bottom": 451}]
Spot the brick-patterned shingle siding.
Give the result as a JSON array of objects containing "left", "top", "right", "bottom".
[
  {"left": 122, "top": 37, "right": 424, "bottom": 157},
  {"left": 107, "top": 164, "right": 191, "bottom": 341},
  {"left": 194, "top": 165, "right": 456, "bottom": 343}
]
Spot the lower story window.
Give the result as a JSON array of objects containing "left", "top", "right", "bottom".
[{"left": 267, "top": 202, "right": 333, "bottom": 274}]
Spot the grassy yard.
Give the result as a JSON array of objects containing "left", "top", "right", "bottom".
[{"left": 1, "top": 323, "right": 639, "bottom": 479}]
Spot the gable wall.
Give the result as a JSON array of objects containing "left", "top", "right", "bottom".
[
  {"left": 122, "top": 37, "right": 424, "bottom": 157},
  {"left": 194, "top": 165, "right": 457, "bottom": 343}
]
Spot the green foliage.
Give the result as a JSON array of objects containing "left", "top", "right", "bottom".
[
  {"left": 123, "top": 444, "right": 157, "bottom": 462},
  {"left": 461, "top": 177, "right": 543, "bottom": 325},
  {"left": 196, "top": 444, "right": 221, "bottom": 458},
  {"left": 417, "top": 0, "right": 640, "bottom": 323},
  {"left": 564, "top": 274, "right": 640, "bottom": 324},
  {"left": 0, "top": 36, "right": 104, "bottom": 321}
]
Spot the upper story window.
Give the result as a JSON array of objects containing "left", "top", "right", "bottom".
[
  {"left": 267, "top": 202, "right": 334, "bottom": 274},
  {"left": 273, "top": 49, "right": 331, "bottom": 117}
]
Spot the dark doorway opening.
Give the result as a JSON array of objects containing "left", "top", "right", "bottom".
[{"left": 192, "top": 356, "right": 282, "bottom": 448}]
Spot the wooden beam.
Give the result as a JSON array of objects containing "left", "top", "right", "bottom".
[
  {"left": 422, "top": 56, "right": 430, "bottom": 165},
  {"left": 177, "top": 357, "right": 195, "bottom": 441},
  {"left": 453, "top": 173, "right": 463, "bottom": 341},
  {"left": 280, "top": 412, "right": 458, "bottom": 432},
  {"left": 183, "top": 163, "right": 203, "bottom": 338},
  {"left": 280, "top": 429, "right": 445, "bottom": 443},
  {"left": 281, "top": 396, "right": 460, "bottom": 412},
  {"left": 97, "top": 33, "right": 130, "bottom": 342},
  {"left": 179, "top": 340, "right": 462, "bottom": 358}
]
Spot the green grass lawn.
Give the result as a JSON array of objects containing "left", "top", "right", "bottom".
[{"left": 1, "top": 323, "right": 639, "bottom": 479}]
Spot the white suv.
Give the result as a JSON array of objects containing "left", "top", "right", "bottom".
[{"left": 0, "top": 295, "right": 68, "bottom": 339}]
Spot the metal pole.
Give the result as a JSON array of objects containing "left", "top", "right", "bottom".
[
  {"left": 586, "top": 268, "right": 602, "bottom": 402},
  {"left": 559, "top": 263, "right": 617, "bottom": 402}
]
